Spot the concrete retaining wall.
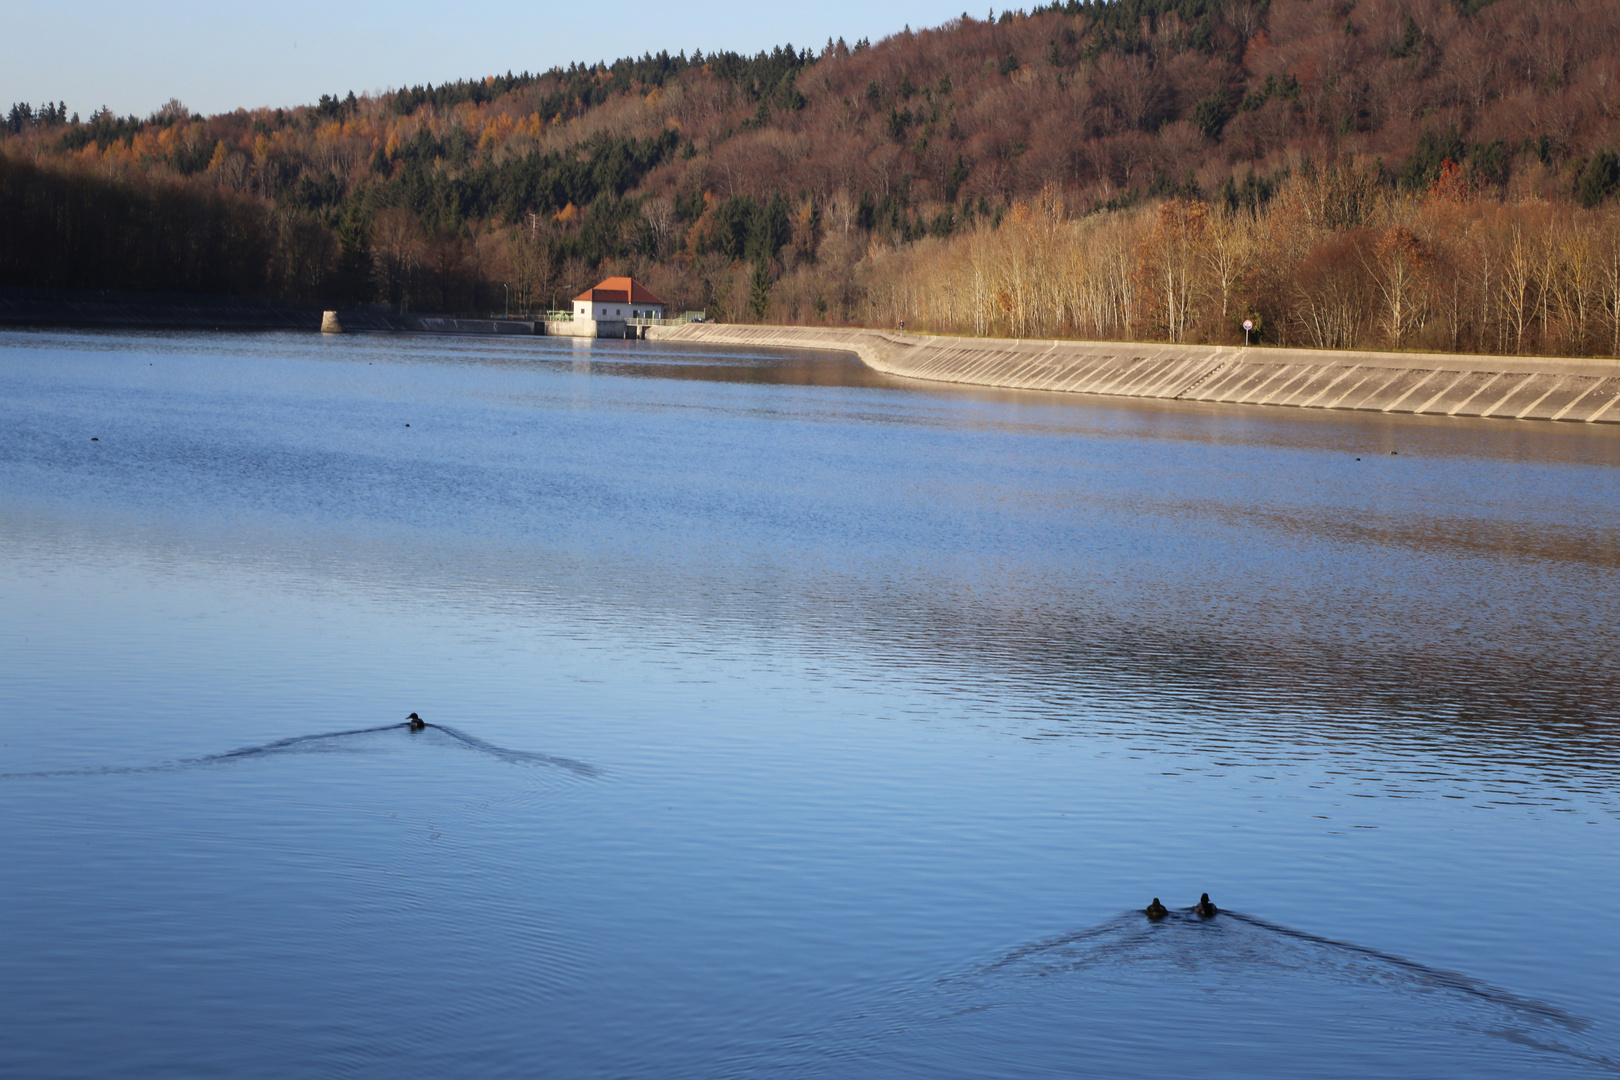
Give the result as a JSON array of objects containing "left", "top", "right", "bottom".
[
  {"left": 411, "top": 316, "right": 540, "bottom": 335},
  {"left": 643, "top": 324, "right": 1620, "bottom": 424},
  {"left": 334, "top": 313, "right": 544, "bottom": 334},
  {"left": 542, "top": 318, "right": 635, "bottom": 338}
]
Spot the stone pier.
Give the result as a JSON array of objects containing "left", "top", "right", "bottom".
[{"left": 542, "top": 318, "right": 637, "bottom": 339}]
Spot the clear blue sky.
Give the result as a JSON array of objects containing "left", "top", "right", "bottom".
[{"left": 6, "top": 0, "right": 963, "bottom": 118}]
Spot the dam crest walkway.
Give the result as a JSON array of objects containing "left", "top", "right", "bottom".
[{"left": 644, "top": 324, "right": 1620, "bottom": 424}]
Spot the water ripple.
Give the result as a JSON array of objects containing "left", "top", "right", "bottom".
[{"left": 0, "top": 721, "right": 599, "bottom": 780}]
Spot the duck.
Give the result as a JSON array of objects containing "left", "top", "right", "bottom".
[
  {"left": 1195, "top": 892, "right": 1219, "bottom": 918},
  {"left": 1145, "top": 898, "right": 1169, "bottom": 920},
  {"left": 407, "top": 712, "right": 426, "bottom": 731}
]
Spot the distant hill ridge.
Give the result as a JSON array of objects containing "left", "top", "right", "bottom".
[{"left": 5, "top": 0, "right": 1620, "bottom": 357}]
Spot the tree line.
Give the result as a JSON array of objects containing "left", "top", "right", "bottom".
[
  {"left": 860, "top": 166, "right": 1620, "bottom": 356},
  {"left": 6, "top": 0, "right": 1620, "bottom": 352}
]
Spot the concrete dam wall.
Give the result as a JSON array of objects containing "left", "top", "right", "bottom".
[{"left": 644, "top": 324, "right": 1620, "bottom": 424}]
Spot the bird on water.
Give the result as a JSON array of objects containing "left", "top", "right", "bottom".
[
  {"left": 407, "top": 712, "right": 426, "bottom": 731},
  {"left": 1195, "top": 893, "right": 1219, "bottom": 918},
  {"left": 1145, "top": 898, "right": 1169, "bottom": 920}
]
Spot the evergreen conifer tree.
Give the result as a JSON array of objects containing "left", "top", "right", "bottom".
[{"left": 749, "top": 260, "right": 771, "bottom": 319}]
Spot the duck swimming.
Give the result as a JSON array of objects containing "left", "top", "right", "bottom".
[
  {"left": 406, "top": 713, "right": 426, "bottom": 731},
  {"left": 1145, "top": 898, "right": 1169, "bottom": 920},
  {"left": 1195, "top": 892, "right": 1219, "bottom": 918}
]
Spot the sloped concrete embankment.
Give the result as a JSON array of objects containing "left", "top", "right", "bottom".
[{"left": 643, "top": 324, "right": 1620, "bottom": 424}]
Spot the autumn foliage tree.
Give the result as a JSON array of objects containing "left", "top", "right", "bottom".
[{"left": 1135, "top": 198, "right": 1209, "bottom": 343}]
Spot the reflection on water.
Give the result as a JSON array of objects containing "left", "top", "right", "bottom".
[{"left": 2, "top": 328, "right": 1618, "bottom": 1078}]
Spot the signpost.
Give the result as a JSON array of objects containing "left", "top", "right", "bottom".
[{"left": 1243, "top": 318, "right": 1253, "bottom": 346}]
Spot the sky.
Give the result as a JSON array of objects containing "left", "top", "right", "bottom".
[{"left": 5, "top": 0, "right": 964, "bottom": 119}]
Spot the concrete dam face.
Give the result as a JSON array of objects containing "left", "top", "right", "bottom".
[{"left": 644, "top": 325, "right": 1620, "bottom": 425}]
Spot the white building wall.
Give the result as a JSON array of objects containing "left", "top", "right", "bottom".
[{"left": 572, "top": 295, "right": 664, "bottom": 320}]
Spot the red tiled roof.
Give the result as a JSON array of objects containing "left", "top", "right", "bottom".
[{"left": 573, "top": 276, "right": 665, "bottom": 304}]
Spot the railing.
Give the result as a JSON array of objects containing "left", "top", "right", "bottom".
[
  {"left": 628, "top": 312, "right": 708, "bottom": 327},
  {"left": 536, "top": 311, "right": 707, "bottom": 326}
]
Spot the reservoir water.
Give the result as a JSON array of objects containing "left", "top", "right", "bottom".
[{"left": 2, "top": 327, "right": 1618, "bottom": 1078}]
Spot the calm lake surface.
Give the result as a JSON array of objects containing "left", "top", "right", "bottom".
[{"left": 2, "top": 327, "right": 1618, "bottom": 1078}]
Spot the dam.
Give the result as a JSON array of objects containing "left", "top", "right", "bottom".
[{"left": 645, "top": 324, "right": 1620, "bottom": 424}]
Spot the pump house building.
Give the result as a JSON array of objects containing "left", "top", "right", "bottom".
[{"left": 572, "top": 277, "right": 665, "bottom": 322}]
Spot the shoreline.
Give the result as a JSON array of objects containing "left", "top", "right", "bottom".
[
  {"left": 0, "top": 292, "right": 545, "bottom": 336},
  {"left": 6, "top": 299, "right": 1617, "bottom": 424},
  {"left": 644, "top": 324, "right": 1620, "bottom": 425}
]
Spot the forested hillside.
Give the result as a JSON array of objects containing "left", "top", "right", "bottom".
[{"left": 6, "top": 0, "right": 1620, "bottom": 354}]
